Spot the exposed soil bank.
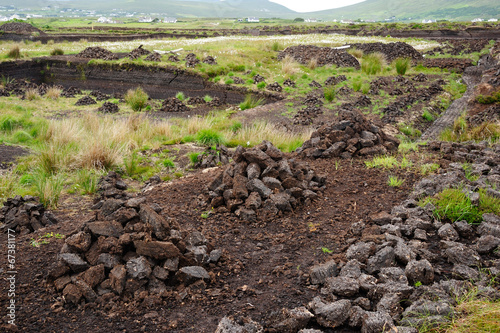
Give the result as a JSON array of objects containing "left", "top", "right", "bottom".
[{"left": 0, "top": 57, "right": 281, "bottom": 103}]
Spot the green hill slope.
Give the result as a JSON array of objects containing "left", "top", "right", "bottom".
[
  {"left": 0, "top": 0, "right": 296, "bottom": 18},
  {"left": 310, "top": 0, "right": 500, "bottom": 21}
]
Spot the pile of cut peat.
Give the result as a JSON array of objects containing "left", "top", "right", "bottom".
[
  {"left": 278, "top": 45, "right": 360, "bottom": 68},
  {"left": 297, "top": 109, "right": 399, "bottom": 158},
  {"left": 215, "top": 141, "right": 500, "bottom": 333},
  {"left": 76, "top": 47, "right": 119, "bottom": 60},
  {"left": 48, "top": 172, "right": 220, "bottom": 305},
  {"left": 350, "top": 42, "right": 423, "bottom": 62},
  {"left": 160, "top": 97, "right": 189, "bottom": 112},
  {"left": 0, "top": 22, "right": 44, "bottom": 34},
  {"left": 0, "top": 195, "right": 58, "bottom": 234},
  {"left": 205, "top": 141, "right": 326, "bottom": 222},
  {"left": 423, "top": 58, "right": 474, "bottom": 73},
  {"left": 193, "top": 144, "right": 231, "bottom": 169},
  {"left": 128, "top": 45, "right": 151, "bottom": 60}
]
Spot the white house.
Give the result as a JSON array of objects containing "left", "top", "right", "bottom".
[
  {"left": 247, "top": 17, "right": 259, "bottom": 23},
  {"left": 422, "top": 19, "right": 436, "bottom": 23},
  {"left": 164, "top": 17, "right": 177, "bottom": 23},
  {"left": 305, "top": 18, "right": 318, "bottom": 23},
  {"left": 488, "top": 18, "right": 498, "bottom": 22},
  {"left": 471, "top": 18, "right": 483, "bottom": 22},
  {"left": 138, "top": 16, "right": 153, "bottom": 23}
]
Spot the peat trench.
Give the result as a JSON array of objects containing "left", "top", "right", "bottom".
[{"left": 0, "top": 57, "right": 280, "bottom": 104}]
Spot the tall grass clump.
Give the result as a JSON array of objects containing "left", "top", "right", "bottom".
[
  {"left": 195, "top": 129, "right": 226, "bottom": 146},
  {"left": 25, "top": 88, "right": 40, "bottom": 101},
  {"left": 441, "top": 116, "right": 500, "bottom": 143},
  {"left": 46, "top": 87, "right": 62, "bottom": 100},
  {"left": 308, "top": 58, "right": 318, "bottom": 70},
  {"left": 33, "top": 169, "right": 64, "bottom": 208},
  {"left": 324, "top": 86, "right": 336, "bottom": 102},
  {"left": 229, "top": 121, "right": 312, "bottom": 153},
  {"left": 125, "top": 87, "right": 149, "bottom": 111},
  {"left": 239, "top": 95, "right": 264, "bottom": 110},
  {"left": 7, "top": 45, "right": 21, "bottom": 59},
  {"left": 361, "top": 52, "right": 386, "bottom": 75},
  {"left": 281, "top": 55, "right": 299, "bottom": 76},
  {"left": 271, "top": 41, "right": 281, "bottom": 51},
  {"left": 348, "top": 48, "right": 363, "bottom": 59},
  {"left": 394, "top": 57, "right": 411, "bottom": 75}
]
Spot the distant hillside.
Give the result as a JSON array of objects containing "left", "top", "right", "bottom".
[
  {"left": 3, "top": 0, "right": 499, "bottom": 21},
  {"left": 0, "top": 0, "right": 296, "bottom": 18},
  {"left": 310, "top": 0, "right": 500, "bottom": 21}
]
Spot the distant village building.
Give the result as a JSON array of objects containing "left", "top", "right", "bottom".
[
  {"left": 97, "top": 17, "right": 116, "bottom": 23},
  {"left": 488, "top": 18, "right": 498, "bottom": 22},
  {"left": 305, "top": 18, "right": 318, "bottom": 23},
  {"left": 422, "top": 19, "right": 436, "bottom": 23},
  {"left": 163, "top": 17, "right": 177, "bottom": 23},
  {"left": 138, "top": 16, "right": 153, "bottom": 23},
  {"left": 471, "top": 18, "right": 483, "bottom": 22},
  {"left": 247, "top": 17, "right": 259, "bottom": 23},
  {"left": 340, "top": 19, "right": 354, "bottom": 24}
]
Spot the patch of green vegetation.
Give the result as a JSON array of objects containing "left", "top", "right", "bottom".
[
  {"left": 361, "top": 52, "right": 385, "bottom": 75},
  {"left": 125, "top": 87, "right": 149, "bottom": 111},
  {"left": 195, "top": 129, "right": 226, "bottom": 146},
  {"left": 422, "top": 109, "right": 435, "bottom": 122},
  {"left": 476, "top": 91, "right": 500, "bottom": 104},
  {"left": 324, "top": 85, "right": 336, "bottom": 102},
  {"left": 175, "top": 91, "right": 186, "bottom": 101},
  {"left": 387, "top": 175, "right": 404, "bottom": 187},
  {"left": 239, "top": 94, "right": 264, "bottom": 110},
  {"left": 398, "top": 123, "right": 422, "bottom": 139},
  {"left": 419, "top": 188, "right": 500, "bottom": 224},
  {"left": 420, "top": 163, "right": 440, "bottom": 176},
  {"left": 440, "top": 116, "right": 500, "bottom": 143},
  {"left": 394, "top": 57, "right": 411, "bottom": 75}
]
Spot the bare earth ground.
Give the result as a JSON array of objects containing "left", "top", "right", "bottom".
[{"left": 0, "top": 156, "right": 421, "bottom": 332}]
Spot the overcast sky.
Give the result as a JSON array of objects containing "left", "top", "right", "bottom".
[{"left": 270, "top": 0, "right": 366, "bottom": 12}]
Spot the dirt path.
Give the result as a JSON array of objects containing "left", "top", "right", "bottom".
[{"left": 420, "top": 55, "right": 497, "bottom": 140}]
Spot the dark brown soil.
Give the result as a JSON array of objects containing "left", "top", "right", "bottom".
[
  {"left": 0, "top": 156, "right": 420, "bottom": 332},
  {"left": 0, "top": 144, "right": 30, "bottom": 170}
]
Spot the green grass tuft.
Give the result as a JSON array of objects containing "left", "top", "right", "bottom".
[
  {"left": 195, "top": 129, "right": 225, "bottom": 146},
  {"left": 361, "top": 52, "right": 386, "bottom": 75},
  {"left": 394, "top": 57, "right": 411, "bottom": 75},
  {"left": 125, "top": 87, "right": 149, "bottom": 112},
  {"left": 239, "top": 95, "right": 264, "bottom": 110}
]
